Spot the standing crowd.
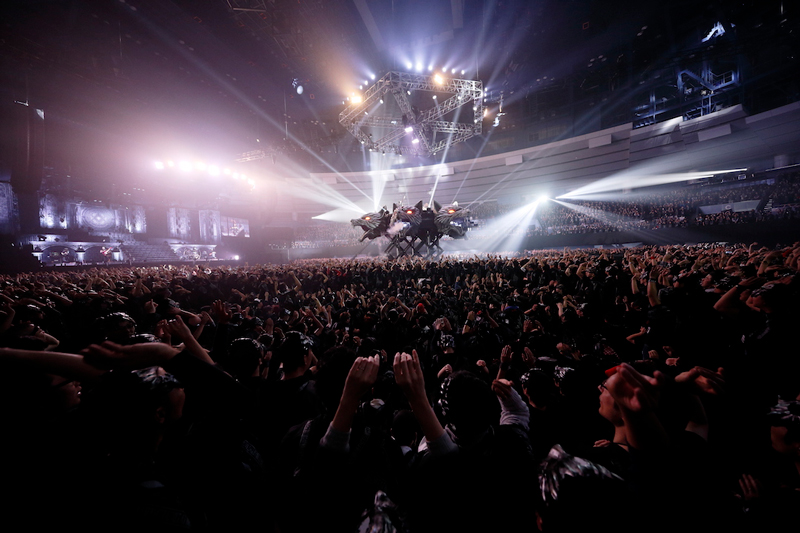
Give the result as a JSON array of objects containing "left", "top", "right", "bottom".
[{"left": 2, "top": 241, "right": 799, "bottom": 532}]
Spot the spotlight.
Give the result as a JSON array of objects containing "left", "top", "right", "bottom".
[
  {"left": 451, "top": 68, "right": 456, "bottom": 74},
  {"left": 412, "top": 138, "right": 419, "bottom": 144},
  {"left": 351, "top": 94, "right": 362, "bottom": 104},
  {"left": 232, "top": 172, "right": 239, "bottom": 178},
  {"left": 432, "top": 95, "right": 437, "bottom": 100},
  {"left": 209, "top": 165, "right": 220, "bottom": 176},
  {"left": 195, "top": 162, "right": 206, "bottom": 171},
  {"left": 292, "top": 78, "right": 303, "bottom": 95},
  {"left": 223, "top": 168, "right": 231, "bottom": 175},
  {"left": 379, "top": 99, "right": 384, "bottom": 104},
  {"left": 415, "top": 63, "right": 422, "bottom": 71},
  {"left": 233, "top": 255, "right": 240, "bottom": 260},
  {"left": 428, "top": 65, "right": 433, "bottom": 71},
  {"left": 406, "top": 61, "right": 412, "bottom": 69},
  {"left": 179, "top": 161, "right": 192, "bottom": 171},
  {"left": 166, "top": 160, "right": 175, "bottom": 167},
  {"left": 370, "top": 74, "right": 375, "bottom": 80},
  {"left": 442, "top": 67, "right": 447, "bottom": 72},
  {"left": 434, "top": 74, "right": 444, "bottom": 84},
  {"left": 405, "top": 126, "right": 414, "bottom": 133},
  {"left": 154, "top": 161, "right": 165, "bottom": 170},
  {"left": 461, "top": 69, "right": 465, "bottom": 75}
]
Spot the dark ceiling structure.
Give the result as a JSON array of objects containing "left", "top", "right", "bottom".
[{"left": 0, "top": 0, "right": 797, "bottom": 193}]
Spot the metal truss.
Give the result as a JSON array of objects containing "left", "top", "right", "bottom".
[{"left": 339, "top": 71, "right": 484, "bottom": 156}]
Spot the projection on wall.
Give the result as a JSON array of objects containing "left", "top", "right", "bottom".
[
  {"left": 0, "top": 183, "right": 17, "bottom": 234},
  {"left": 168, "top": 207, "right": 193, "bottom": 240},
  {"left": 220, "top": 216, "right": 249, "bottom": 238},
  {"left": 199, "top": 209, "right": 221, "bottom": 243},
  {"left": 37, "top": 194, "right": 147, "bottom": 234},
  {"left": 39, "top": 194, "right": 68, "bottom": 229}
]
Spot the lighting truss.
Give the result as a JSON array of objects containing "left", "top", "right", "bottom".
[{"left": 339, "top": 71, "right": 484, "bottom": 156}]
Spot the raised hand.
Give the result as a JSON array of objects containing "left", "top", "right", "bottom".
[
  {"left": 491, "top": 378, "right": 514, "bottom": 400},
  {"left": 675, "top": 366, "right": 725, "bottom": 396},
  {"left": 521, "top": 347, "right": 536, "bottom": 369},
  {"left": 342, "top": 355, "right": 380, "bottom": 402},
  {"left": 212, "top": 299, "right": 233, "bottom": 325},
  {"left": 394, "top": 350, "right": 427, "bottom": 404},
  {"left": 605, "top": 363, "right": 666, "bottom": 416},
  {"left": 500, "top": 344, "right": 513, "bottom": 364},
  {"left": 163, "top": 316, "right": 192, "bottom": 343},
  {"left": 83, "top": 340, "right": 180, "bottom": 371}
]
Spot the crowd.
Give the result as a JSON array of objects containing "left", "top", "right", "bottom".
[{"left": 2, "top": 239, "right": 799, "bottom": 531}]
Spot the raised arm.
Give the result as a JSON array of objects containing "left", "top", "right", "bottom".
[{"left": 394, "top": 350, "right": 454, "bottom": 455}]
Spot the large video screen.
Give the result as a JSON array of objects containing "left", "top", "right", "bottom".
[{"left": 221, "top": 216, "right": 250, "bottom": 237}]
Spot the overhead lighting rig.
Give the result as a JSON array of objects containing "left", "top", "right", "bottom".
[{"left": 339, "top": 71, "right": 484, "bottom": 156}]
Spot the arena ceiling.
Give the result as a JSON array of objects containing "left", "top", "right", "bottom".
[{"left": 0, "top": 1, "right": 793, "bottom": 198}]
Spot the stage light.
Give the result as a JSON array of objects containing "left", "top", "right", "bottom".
[
  {"left": 407, "top": 90, "right": 411, "bottom": 95},
  {"left": 432, "top": 95, "right": 437, "bottom": 99},
  {"left": 179, "top": 161, "right": 192, "bottom": 171},
  {"left": 379, "top": 99, "right": 384, "bottom": 104},
  {"left": 209, "top": 165, "right": 220, "bottom": 176},
  {"left": 370, "top": 74, "right": 375, "bottom": 80},
  {"left": 195, "top": 162, "right": 206, "bottom": 171},
  {"left": 434, "top": 74, "right": 443, "bottom": 84},
  {"left": 232, "top": 172, "right": 239, "bottom": 178},
  {"left": 428, "top": 65, "right": 433, "bottom": 71},
  {"left": 247, "top": 178, "right": 255, "bottom": 186},
  {"left": 241, "top": 174, "right": 247, "bottom": 180},
  {"left": 359, "top": 85, "right": 363, "bottom": 90},
  {"left": 223, "top": 168, "right": 231, "bottom": 175},
  {"left": 412, "top": 138, "right": 419, "bottom": 144},
  {"left": 406, "top": 61, "right": 413, "bottom": 69},
  {"left": 166, "top": 160, "right": 175, "bottom": 167},
  {"left": 451, "top": 68, "right": 456, "bottom": 74},
  {"left": 405, "top": 126, "right": 413, "bottom": 133},
  {"left": 415, "top": 63, "right": 422, "bottom": 71},
  {"left": 351, "top": 94, "right": 362, "bottom": 104},
  {"left": 365, "top": 216, "right": 371, "bottom": 220},
  {"left": 461, "top": 70, "right": 465, "bottom": 75},
  {"left": 233, "top": 255, "right": 240, "bottom": 260},
  {"left": 296, "top": 85, "right": 303, "bottom": 95},
  {"left": 154, "top": 161, "right": 165, "bottom": 170},
  {"left": 442, "top": 67, "right": 447, "bottom": 72}
]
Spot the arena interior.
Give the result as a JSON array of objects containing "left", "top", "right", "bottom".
[{"left": 1, "top": 1, "right": 800, "bottom": 531}]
